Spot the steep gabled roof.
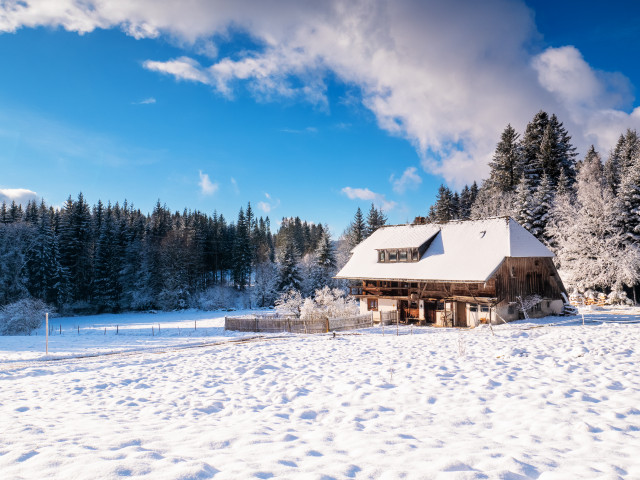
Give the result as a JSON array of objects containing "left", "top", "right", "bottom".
[{"left": 335, "top": 217, "right": 553, "bottom": 283}]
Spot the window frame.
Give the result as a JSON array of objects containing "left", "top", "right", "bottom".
[{"left": 367, "top": 298, "right": 378, "bottom": 311}]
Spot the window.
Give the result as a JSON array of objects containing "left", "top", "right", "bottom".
[
  {"left": 469, "top": 304, "right": 478, "bottom": 312},
  {"left": 399, "top": 250, "right": 408, "bottom": 262},
  {"left": 412, "top": 249, "right": 419, "bottom": 261},
  {"left": 508, "top": 305, "right": 515, "bottom": 315},
  {"left": 480, "top": 306, "right": 490, "bottom": 313},
  {"left": 436, "top": 301, "right": 445, "bottom": 311},
  {"left": 367, "top": 298, "right": 378, "bottom": 311},
  {"left": 378, "top": 251, "right": 385, "bottom": 262},
  {"left": 389, "top": 250, "right": 397, "bottom": 261}
]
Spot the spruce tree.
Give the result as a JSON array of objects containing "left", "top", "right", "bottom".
[
  {"left": 521, "top": 110, "right": 549, "bottom": 189},
  {"left": 277, "top": 236, "right": 302, "bottom": 293},
  {"left": 488, "top": 124, "right": 522, "bottom": 192},
  {"left": 232, "top": 207, "right": 252, "bottom": 290},
  {"left": 433, "top": 185, "right": 454, "bottom": 222},
  {"left": 347, "top": 207, "right": 366, "bottom": 248},
  {"left": 530, "top": 173, "right": 554, "bottom": 244},
  {"left": 514, "top": 174, "right": 534, "bottom": 231}
]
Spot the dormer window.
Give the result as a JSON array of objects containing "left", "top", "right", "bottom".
[{"left": 378, "top": 248, "right": 422, "bottom": 263}]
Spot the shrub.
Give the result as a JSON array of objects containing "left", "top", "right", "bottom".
[{"left": 0, "top": 298, "right": 53, "bottom": 335}]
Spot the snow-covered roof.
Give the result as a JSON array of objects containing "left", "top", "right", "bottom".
[{"left": 335, "top": 217, "right": 553, "bottom": 283}]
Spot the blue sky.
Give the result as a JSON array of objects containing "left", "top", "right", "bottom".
[{"left": 0, "top": 0, "right": 639, "bottom": 235}]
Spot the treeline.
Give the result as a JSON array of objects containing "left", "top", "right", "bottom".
[
  {"left": 0, "top": 195, "right": 337, "bottom": 313},
  {"left": 425, "top": 110, "right": 640, "bottom": 295}
]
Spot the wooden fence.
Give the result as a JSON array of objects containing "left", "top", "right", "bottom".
[
  {"left": 224, "top": 313, "right": 374, "bottom": 333},
  {"left": 380, "top": 310, "right": 398, "bottom": 325}
]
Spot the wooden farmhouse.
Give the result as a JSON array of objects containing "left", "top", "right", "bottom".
[{"left": 335, "top": 217, "right": 568, "bottom": 327}]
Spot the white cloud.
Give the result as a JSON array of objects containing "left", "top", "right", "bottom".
[
  {"left": 280, "top": 126, "right": 318, "bottom": 134},
  {"left": 390, "top": 166, "right": 422, "bottom": 194},
  {"left": 144, "top": 57, "right": 210, "bottom": 84},
  {"left": 198, "top": 170, "right": 218, "bottom": 195},
  {"left": 230, "top": 177, "right": 239, "bottom": 194},
  {"left": 133, "top": 97, "right": 156, "bottom": 105},
  {"left": 0, "top": 188, "right": 38, "bottom": 205},
  {"left": 257, "top": 193, "right": 280, "bottom": 213},
  {"left": 341, "top": 186, "right": 396, "bottom": 212},
  {"left": 3, "top": 1, "right": 640, "bottom": 187}
]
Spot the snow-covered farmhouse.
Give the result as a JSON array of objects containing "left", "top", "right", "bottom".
[{"left": 336, "top": 217, "right": 567, "bottom": 327}]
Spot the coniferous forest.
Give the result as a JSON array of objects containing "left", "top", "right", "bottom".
[{"left": 2, "top": 110, "right": 640, "bottom": 314}]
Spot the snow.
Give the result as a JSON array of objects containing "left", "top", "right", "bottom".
[
  {"left": 336, "top": 217, "right": 554, "bottom": 282},
  {"left": 2, "top": 309, "right": 640, "bottom": 479}
]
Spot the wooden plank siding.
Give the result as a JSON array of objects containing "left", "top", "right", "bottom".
[{"left": 493, "top": 257, "right": 567, "bottom": 304}]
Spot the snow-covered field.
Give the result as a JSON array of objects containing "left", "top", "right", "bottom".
[{"left": 2, "top": 309, "right": 640, "bottom": 479}]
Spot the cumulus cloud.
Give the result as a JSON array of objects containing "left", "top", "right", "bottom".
[
  {"left": 390, "top": 166, "right": 422, "bottom": 194},
  {"left": 2, "top": 1, "right": 640, "bottom": 186},
  {"left": 341, "top": 186, "right": 396, "bottom": 212},
  {"left": 0, "top": 188, "right": 38, "bottom": 205},
  {"left": 198, "top": 170, "right": 218, "bottom": 195}
]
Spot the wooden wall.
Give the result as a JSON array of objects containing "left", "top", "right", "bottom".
[{"left": 493, "top": 257, "right": 566, "bottom": 304}]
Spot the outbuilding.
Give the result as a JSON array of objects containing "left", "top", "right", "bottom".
[{"left": 335, "top": 217, "right": 567, "bottom": 327}]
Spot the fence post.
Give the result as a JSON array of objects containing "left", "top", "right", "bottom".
[
  {"left": 371, "top": 312, "right": 374, "bottom": 327},
  {"left": 45, "top": 313, "right": 48, "bottom": 355},
  {"left": 325, "top": 317, "right": 330, "bottom": 333}
]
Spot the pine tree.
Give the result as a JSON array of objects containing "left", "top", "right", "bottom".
[
  {"left": 618, "top": 143, "right": 640, "bottom": 246},
  {"left": 277, "top": 236, "right": 302, "bottom": 293},
  {"left": 365, "top": 203, "right": 386, "bottom": 237},
  {"left": 231, "top": 207, "right": 252, "bottom": 289},
  {"left": 521, "top": 110, "right": 549, "bottom": 189},
  {"left": 433, "top": 185, "right": 454, "bottom": 222},
  {"left": 548, "top": 146, "right": 639, "bottom": 291},
  {"left": 514, "top": 174, "right": 534, "bottom": 231},
  {"left": 530, "top": 173, "right": 554, "bottom": 244},
  {"left": 549, "top": 114, "right": 578, "bottom": 186},
  {"left": 310, "top": 228, "right": 337, "bottom": 291},
  {"left": 346, "top": 207, "right": 366, "bottom": 248},
  {"left": 23, "top": 201, "right": 65, "bottom": 306},
  {"left": 487, "top": 124, "right": 522, "bottom": 192},
  {"left": 58, "top": 193, "right": 93, "bottom": 304}
]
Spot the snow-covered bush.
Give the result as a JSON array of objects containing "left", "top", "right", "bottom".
[
  {"left": 196, "top": 286, "right": 249, "bottom": 311},
  {"left": 312, "top": 286, "right": 358, "bottom": 318},
  {"left": 295, "top": 287, "right": 359, "bottom": 320},
  {"left": 274, "top": 290, "right": 304, "bottom": 316},
  {"left": 0, "top": 298, "right": 52, "bottom": 335}
]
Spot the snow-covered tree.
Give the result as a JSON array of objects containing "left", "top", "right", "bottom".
[
  {"left": 277, "top": 238, "right": 302, "bottom": 293},
  {"left": 274, "top": 289, "right": 304, "bottom": 316},
  {"left": 513, "top": 174, "right": 534, "bottom": 231},
  {"left": 530, "top": 173, "right": 554, "bottom": 243},
  {"left": 488, "top": 124, "right": 522, "bottom": 192},
  {"left": 252, "top": 260, "right": 278, "bottom": 307},
  {"left": 345, "top": 207, "right": 366, "bottom": 248},
  {"left": 547, "top": 147, "right": 640, "bottom": 291}
]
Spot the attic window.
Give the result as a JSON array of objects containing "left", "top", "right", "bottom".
[
  {"left": 412, "top": 249, "right": 419, "bottom": 261},
  {"left": 378, "top": 251, "right": 385, "bottom": 262},
  {"left": 389, "top": 250, "right": 397, "bottom": 262},
  {"left": 479, "top": 230, "right": 486, "bottom": 238},
  {"left": 399, "top": 250, "right": 408, "bottom": 262}
]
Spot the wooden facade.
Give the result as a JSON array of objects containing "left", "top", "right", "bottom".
[{"left": 348, "top": 257, "right": 567, "bottom": 327}]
